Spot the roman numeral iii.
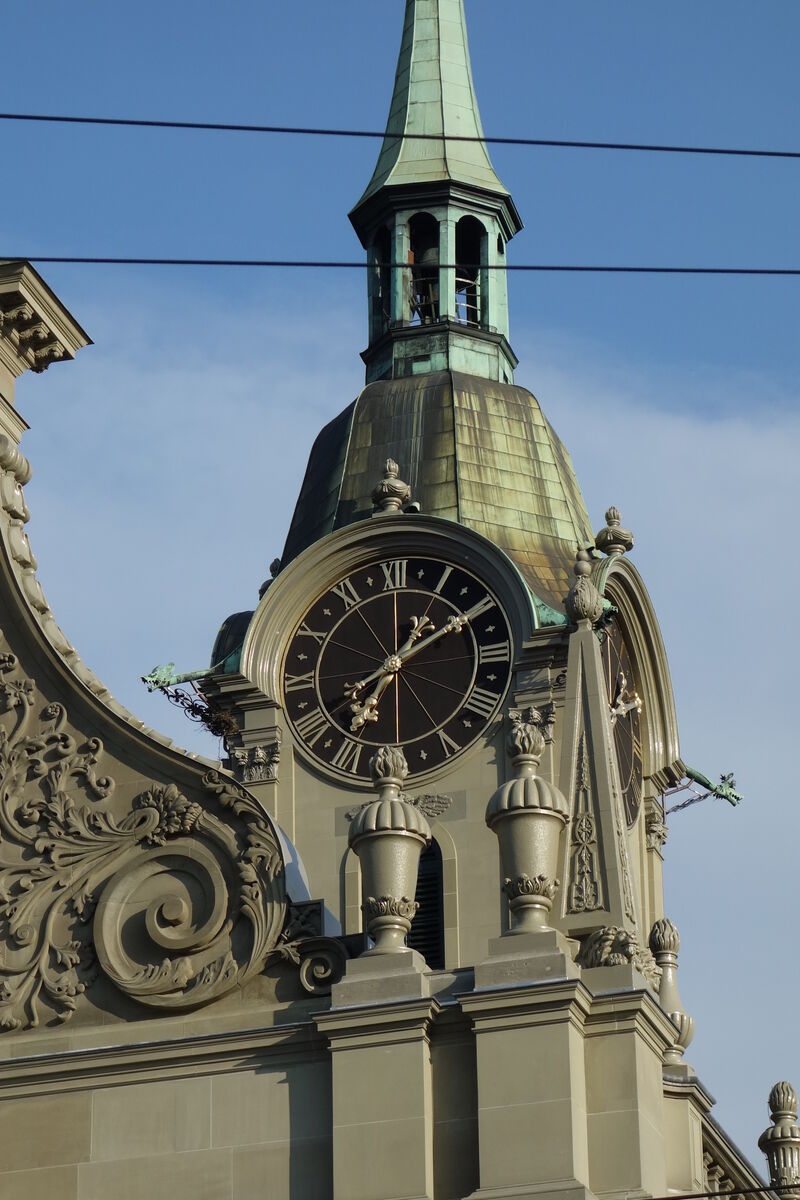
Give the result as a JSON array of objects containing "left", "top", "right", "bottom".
[
  {"left": 331, "top": 738, "right": 363, "bottom": 774},
  {"left": 295, "top": 707, "right": 329, "bottom": 747},
  {"left": 464, "top": 686, "right": 500, "bottom": 719},
  {"left": 478, "top": 641, "right": 510, "bottom": 664}
]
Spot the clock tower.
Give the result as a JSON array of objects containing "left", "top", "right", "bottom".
[{"left": 205, "top": 0, "right": 684, "bottom": 974}]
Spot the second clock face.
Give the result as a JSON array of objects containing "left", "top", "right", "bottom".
[{"left": 281, "top": 555, "right": 514, "bottom": 783}]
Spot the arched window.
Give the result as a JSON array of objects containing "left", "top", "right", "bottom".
[
  {"left": 408, "top": 838, "right": 445, "bottom": 969},
  {"left": 371, "top": 225, "right": 392, "bottom": 334},
  {"left": 408, "top": 213, "right": 440, "bottom": 326},
  {"left": 455, "top": 216, "right": 487, "bottom": 327}
]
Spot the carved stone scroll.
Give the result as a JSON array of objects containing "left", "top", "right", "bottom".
[{"left": 0, "top": 648, "right": 286, "bottom": 1030}]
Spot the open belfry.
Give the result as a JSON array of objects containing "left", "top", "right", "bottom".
[{"left": 0, "top": 4, "right": 796, "bottom": 1200}]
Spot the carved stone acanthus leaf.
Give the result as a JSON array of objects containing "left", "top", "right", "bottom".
[
  {"left": 576, "top": 926, "right": 661, "bottom": 989},
  {"left": 645, "top": 809, "right": 669, "bottom": 851},
  {"left": 0, "top": 651, "right": 286, "bottom": 1031},
  {"left": 230, "top": 737, "right": 281, "bottom": 784},
  {"left": 504, "top": 874, "right": 559, "bottom": 902},
  {"left": 363, "top": 895, "right": 418, "bottom": 922}
]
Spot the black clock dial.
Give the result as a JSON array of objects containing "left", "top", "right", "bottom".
[
  {"left": 281, "top": 555, "right": 513, "bottom": 782},
  {"left": 602, "top": 620, "right": 643, "bottom": 827}
]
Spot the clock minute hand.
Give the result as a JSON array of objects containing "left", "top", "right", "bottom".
[{"left": 396, "top": 611, "right": 468, "bottom": 667}]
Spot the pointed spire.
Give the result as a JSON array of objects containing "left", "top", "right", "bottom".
[{"left": 352, "top": 0, "right": 521, "bottom": 231}]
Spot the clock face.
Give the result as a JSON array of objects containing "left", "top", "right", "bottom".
[
  {"left": 602, "top": 620, "right": 643, "bottom": 827},
  {"left": 281, "top": 554, "right": 514, "bottom": 783}
]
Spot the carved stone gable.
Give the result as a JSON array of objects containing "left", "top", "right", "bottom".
[{"left": 0, "top": 642, "right": 287, "bottom": 1031}]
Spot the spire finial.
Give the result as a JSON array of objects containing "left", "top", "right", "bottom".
[
  {"left": 371, "top": 459, "right": 412, "bottom": 515},
  {"left": 595, "top": 505, "right": 634, "bottom": 558}
]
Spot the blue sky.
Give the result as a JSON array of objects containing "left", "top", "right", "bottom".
[{"left": 2, "top": 0, "right": 799, "bottom": 1161}]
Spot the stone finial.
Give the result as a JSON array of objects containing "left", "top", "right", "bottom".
[
  {"left": 649, "top": 918, "right": 695, "bottom": 1066},
  {"left": 565, "top": 547, "right": 604, "bottom": 625},
  {"left": 506, "top": 706, "right": 552, "bottom": 764},
  {"left": 371, "top": 459, "right": 412, "bottom": 515},
  {"left": 369, "top": 744, "right": 409, "bottom": 792},
  {"left": 759, "top": 1082, "right": 800, "bottom": 1197},
  {"left": 595, "top": 506, "right": 634, "bottom": 558},
  {"left": 258, "top": 557, "right": 283, "bottom": 599}
]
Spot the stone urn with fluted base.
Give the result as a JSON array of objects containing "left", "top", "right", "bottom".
[
  {"left": 348, "top": 746, "right": 431, "bottom": 955},
  {"left": 486, "top": 708, "right": 570, "bottom": 935}
]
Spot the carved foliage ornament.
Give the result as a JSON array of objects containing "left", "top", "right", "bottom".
[
  {"left": 0, "top": 650, "right": 286, "bottom": 1030},
  {"left": 567, "top": 734, "right": 603, "bottom": 914}
]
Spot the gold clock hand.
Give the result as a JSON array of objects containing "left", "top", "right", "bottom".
[
  {"left": 349, "top": 668, "right": 397, "bottom": 731},
  {"left": 347, "top": 615, "right": 434, "bottom": 731}
]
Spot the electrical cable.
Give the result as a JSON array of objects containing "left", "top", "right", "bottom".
[
  {"left": 643, "top": 1186, "right": 790, "bottom": 1200},
  {"left": 3, "top": 257, "right": 800, "bottom": 276},
  {"left": 1, "top": 111, "right": 799, "bottom": 161}
]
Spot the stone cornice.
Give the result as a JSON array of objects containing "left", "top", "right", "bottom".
[
  {"left": 585, "top": 987, "right": 679, "bottom": 1058},
  {"left": 0, "top": 1019, "right": 323, "bottom": 1101},
  {"left": 459, "top": 978, "right": 593, "bottom": 1035},
  {"left": 0, "top": 260, "right": 91, "bottom": 399},
  {"left": 315, "top": 995, "right": 442, "bottom": 1050}
]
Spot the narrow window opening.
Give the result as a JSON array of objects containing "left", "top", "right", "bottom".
[
  {"left": 497, "top": 233, "right": 505, "bottom": 256},
  {"left": 407, "top": 839, "right": 445, "bottom": 969},
  {"left": 372, "top": 225, "right": 392, "bottom": 334},
  {"left": 456, "top": 216, "right": 487, "bottom": 327},
  {"left": 408, "top": 213, "right": 440, "bottom": 326}
]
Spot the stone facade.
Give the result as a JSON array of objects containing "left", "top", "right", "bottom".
[{"left": 0, "top": 3, "right": 791, "bottom": 1199}]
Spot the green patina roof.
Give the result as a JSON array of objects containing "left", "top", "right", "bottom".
[
  {"left": 281, "top": 372, "right": 593, "bottom": 613},
  {"left": 353, "top": 0, "right": 512, "bottom": 209}
]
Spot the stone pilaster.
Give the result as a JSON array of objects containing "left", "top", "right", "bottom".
[
  {"left": 460, "top": 979, "right": 594, "bottom": 1200},
  {"left": 316, "top": 997, "right": 439, "bottom": 1200},
  {"left": 584, "top": 989, "right": 676, "bottom": 1198}
]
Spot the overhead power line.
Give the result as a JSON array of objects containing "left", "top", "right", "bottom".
[
  {"left": 1, "top": 110, "right": 799, "bottom": 161},
  {"left": 5, "top": 257, "right": 800, "bottom": 276}
]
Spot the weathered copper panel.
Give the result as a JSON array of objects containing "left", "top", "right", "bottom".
[{"left": 281, "top": 371, "right": 592, "bottom": 611}]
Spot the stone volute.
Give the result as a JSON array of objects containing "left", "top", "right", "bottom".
[
  {"left": 649, "top": 917, "right": 695, "bottom": 1067},
  {"left": 348, "top": 746, "right": 431, "bottom": 954},
  {"left": 759, "top": 1082, "right": 800, "bottom": 1198},
  {"left": 485, "top": 708, "right": 569, "bottom": 935},
  {"left": 564, "top": 547, "right": 605, "bottom": 626}
]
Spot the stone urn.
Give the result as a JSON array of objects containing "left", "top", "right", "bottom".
[
  {"left": 486, "top": 709, "right": 569, "bottom": 935},
  {"left": 348, "top": 746, "right": 431, "bottom": 955},
  {"left": 759, "top": 1081, "right": 800, "bottom": 1198}
]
